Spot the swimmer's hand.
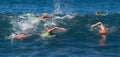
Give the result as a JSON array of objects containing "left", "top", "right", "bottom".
[
  {"left": 54, "top": 27, "right": 65, "bottom": 31},
  {"left": 59, "top": 28, "right": 65, "bottom": 31}
]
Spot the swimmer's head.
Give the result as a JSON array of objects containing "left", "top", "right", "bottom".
[
  {"left": 26, "top": 13, "right": 32, "bottom": 16},
  {"left": 95, "top": 12, "right": 102, "bottom": 15},
  {"left": 33, "top": 18, "right": 39, "bottom": 23},
  {"left": 99, "top": 30, "right": 107, "bottom": 35}
]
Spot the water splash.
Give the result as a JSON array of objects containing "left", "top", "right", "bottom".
[
  {"left": 10, "top": 13, "right": 39, "bottom": 34},
  {"left": 44, "top": 21, "right": 56, "bottom": 28},
  {"left": 54, "top": 0, "right": 63, "bottom": 14}
]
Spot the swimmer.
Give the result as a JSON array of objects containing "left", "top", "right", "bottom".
[
  {"left": 41, "top": 27, "right": 65, "bottom": 39},
  {"left": 95, "top": 12, "right": 106, "bottom": 16},
  {"left": 91, "top": 22, "right": 107, "bottom": 41},
  {"left": 11, "top": 33, "right": 28, "bottom": 43},
  {"left": 95, "top": 12, "right": 101, "bottom": 15},
  {"left": 40, "top": 13, "right": 51, "bottom": 19}
]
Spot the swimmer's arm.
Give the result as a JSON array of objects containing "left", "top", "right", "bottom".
[
  {"left": 47, "top": 27, "right": 57, "bottom": 33},
  {"left": 96, "top": 22, "right": 102, "bottom": 25},
  {"left": 40, "top": 15, "right": 51, "bottom": 19},
  {"left": 91, "top": 22, "right": 102, "bottom": 28},
  {"left": 54, "top": 27, "right": 65, "bottom": 31},
  {"left": 40, "top": 15, "right": 44, "bottom": 19},
  {"left": 45, "top": 15, "right": 51, "bottom": 18},
  {"left": 47, "top": 27, "right": 65, "bottom": 33}
]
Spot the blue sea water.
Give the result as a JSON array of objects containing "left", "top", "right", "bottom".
[{"left": 0, "top": 0, "right": 120, "bottom": 57}]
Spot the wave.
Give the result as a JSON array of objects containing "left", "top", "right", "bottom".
[{"left": 0, "top": 13, "right": 119, "bottom": 57}]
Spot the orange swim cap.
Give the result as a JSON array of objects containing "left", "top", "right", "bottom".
[{"left": 99, "top": 30, "right": 107, "bottom": 35}]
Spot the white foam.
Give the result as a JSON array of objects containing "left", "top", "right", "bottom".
[
  {"left": 10, "top": 13, "right": 39, "bottom": 35},
  {"left": 7, "top": 33, "right": 16, "bottom": 39},
  {"left": 20, "top": 23, "right": 33, "bottom": 31},
  {"left": 44, "top": 21, "right": 56, "bottom": 28},
  {"left": 53, "top": 14, "right": 75, "bottom": 20},
  {"left": 54, "top": 0, "right": 63, "bottom": 14}
]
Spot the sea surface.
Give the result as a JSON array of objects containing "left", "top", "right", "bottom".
[{"left": 0, "top": 0, "right": 120, "bottom": 57}]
